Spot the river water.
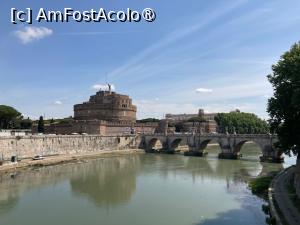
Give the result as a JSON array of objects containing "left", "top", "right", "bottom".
[{"left": 0, "top": 143, "right": 296, "bottom": 225}]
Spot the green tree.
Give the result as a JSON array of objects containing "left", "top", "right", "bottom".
[
  {"left": 215, "top": 112, "right": 269, "bottom": 134},
  {"left": 20, "top": 118, "right": 33, "bottom": 129},
  {"left": 267, "top": 42, "right": 300, "bottom": 156},
  {"left": 37, "top": 116, "right": 45, "bottom": 133},
  {"left": 0, "top": 105, "right": 22, "bottom": 129}
]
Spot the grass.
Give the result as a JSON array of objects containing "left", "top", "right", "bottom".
[
  {"left": 249, "top": 172, "right": 278, "bottom": 199},
  {"left": 250, "top": 171, "right": 290, "bottom": 225}
]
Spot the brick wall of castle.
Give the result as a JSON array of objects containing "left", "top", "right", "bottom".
[{"left": 74, "top": 91, "right": 137, "bottom": 122}]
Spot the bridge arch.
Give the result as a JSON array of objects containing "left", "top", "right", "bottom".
[
  {"left": 147, "top": 138, "right": 164, "bottom": 151},
  {"left": 170, "top": 138, "right": 182, "bottom": 149},
  {"left": 233, "top": 140, "right": 260, "bottom": 153},
  {"left": 198, "top": 139, "right": 222, "bottom": 152},
  {"left": 233, "top": 139, "right": 279, "bottom": 158},
  {"left": 169, "top": 138, "right": 190, "bottom": 152}
]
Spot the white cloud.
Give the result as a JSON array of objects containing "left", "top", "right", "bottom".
[
  {"left": 92, "top": 84, "right": 115, "bottom": 91},
  {"left": 54, "top": 100, "right": 63, "bottom": 105},
  {"left": 196, "top": 88, "right": 213, "bottom": 93},
  {"left": 14, "top": 26, "right": 53, "bottom": 44}
]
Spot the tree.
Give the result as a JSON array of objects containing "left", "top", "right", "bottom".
[
  {"left": 267, "top": 42, "right": 300, "bottom": 156},
  {"left": 0, "top": 105, "right": 22, "bottom": 129},
  {"left": 37, "top": 116, "right": 45, "bottom": 133},
  {"left": 20, "top": 118, "right": 32, "bottom": 129},
  {"left": 215, "top": 112, "right": 269, "bottom": 134}
]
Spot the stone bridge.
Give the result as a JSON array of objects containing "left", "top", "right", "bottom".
[{"left": 142, "top": 133, "right": 283, "bottom": 163}]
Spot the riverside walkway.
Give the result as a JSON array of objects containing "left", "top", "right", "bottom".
[{"left": 271, "top": 166, "right": 300, "bottom": 225}]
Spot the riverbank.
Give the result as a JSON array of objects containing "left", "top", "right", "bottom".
[
  {"left": 249, "top": 172, "right": 278, "bottom": 199},
  {"left": 269, "top": 166, "right": 300, "bottom": 225},
  {"left": 0, "top": 149, "right": 145, "bottom": 174}
]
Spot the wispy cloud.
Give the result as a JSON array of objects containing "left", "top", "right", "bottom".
[
  {"left": 106, "top": 0, "right": 248, "bottom": 79},
  {"left": 14, "top": 26, "right": 53, "bottom": 44},
  {"left": 196, "top": 88, "right": 213, "bottom": 93},
  {"left": 92, "top": 84, "right": 115, "bottom": 91},
  {"left": 54, "top": 100, "right": 63, "bottom": 105}
]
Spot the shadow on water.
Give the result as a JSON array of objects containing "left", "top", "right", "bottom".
[{"left": 194, "top": 208, "right": 265, "bottom": 225}]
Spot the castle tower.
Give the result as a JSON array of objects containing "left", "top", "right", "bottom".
[{"left": 74, "top": 90, "right": 137, "bottom": 122}]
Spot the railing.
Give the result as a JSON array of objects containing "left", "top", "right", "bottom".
[{"left": 142, "top": 133, "right": 277, "bottom": 138}]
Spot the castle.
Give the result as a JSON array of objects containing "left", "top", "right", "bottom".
[
  {"left": 74, "top": 89, "right": 137, "bottom": 122},
  {"left": 35, "top": 88, "right": 159, "bottom": 135},
  {"left": 33, "top": 87, "right": 217, "bottom": 135}
]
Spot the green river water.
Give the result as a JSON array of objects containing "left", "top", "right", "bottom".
[{"left": 0, "top": 143, "right": 296, "bottom": 225}]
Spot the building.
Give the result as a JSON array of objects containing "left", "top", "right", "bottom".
[
  {"left": 166, "top": 109, "right": 218, "bottom": 133},
  {"left": 33, "top": 87, "right": 158, "bottom": 135},
  {"left": 165, "top": 109, "right": 217, "bottom": 122},
  {"left": 32, "top": 88, "right": 219, "bottom": 135},
  {"left": 180, "top": 121, "right": 217, "bottom": 134},
  {"left": 74, "top": 90, "right": 136, "bottom": 122}
]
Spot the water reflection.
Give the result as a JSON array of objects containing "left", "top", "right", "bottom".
[
  {"left": 0, "top": 155, "right": 141, "bottom": 213},
  {"left": 0, "top": 145, "right": 294, "bottom": 225},
  {"left": 70, "top": 156, "right": 140, "bottom": 207}
]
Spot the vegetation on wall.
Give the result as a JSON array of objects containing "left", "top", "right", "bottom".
[
  {"left": 215, "top": 111, "right": 269, "bottom": 134},
  {"left": 267, "top": 42, "right": 300, "bottom": 156}
]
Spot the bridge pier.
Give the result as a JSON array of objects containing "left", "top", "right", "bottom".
[
  {"left": 143, "top": 134, "right": 282, "bottom": 163},
  {"left": 260, "top": 144, "right": 284, "bottom": 163},
  {"left": 184, "top": 151, "right": 204, "bottom": 157},
  {"left": 218, "top": 152, "right": 239, "bottom": 160}
]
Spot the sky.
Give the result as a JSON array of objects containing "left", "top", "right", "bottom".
[{"left": 1, "top": 0, "right": 300, "bottom": 120}]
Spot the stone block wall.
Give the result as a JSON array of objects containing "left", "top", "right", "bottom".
[
  {"left": 295, "top": 155, "right": 300, "bottom": 198},
  {"left": 0, "top": 135, "right": 142, "bottom": 161}
]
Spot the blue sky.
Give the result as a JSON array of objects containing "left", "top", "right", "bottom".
[{"left": 1, "top": 0, "right": 300, "bottom": 119}]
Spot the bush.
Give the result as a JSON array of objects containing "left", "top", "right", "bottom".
[{"left": 249, "top": 172, "right": 277, "bottom": 198}]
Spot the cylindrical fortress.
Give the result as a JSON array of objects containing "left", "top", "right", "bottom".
[{"left": 74, "top": 91, "right": 137, "bottom": 122}]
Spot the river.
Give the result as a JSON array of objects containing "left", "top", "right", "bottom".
[{"left": 0, "top": 143, "right": 296, "bottom": 225}]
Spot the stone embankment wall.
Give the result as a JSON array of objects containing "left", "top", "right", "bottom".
[
  {"left": 294, "top": 156, "right": 300, "bottom": 198},
  {"left": 0, "top": 135, "right": 142, "bottom": 161}
]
